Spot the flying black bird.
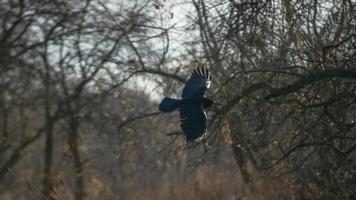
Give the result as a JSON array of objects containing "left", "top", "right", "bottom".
[{"left": 159, "top": 65, "right": 215, "bottom": 142}]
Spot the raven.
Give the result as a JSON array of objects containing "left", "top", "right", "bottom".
[{"left": 159, "top": 65, "right": 215, "bottom": 142}]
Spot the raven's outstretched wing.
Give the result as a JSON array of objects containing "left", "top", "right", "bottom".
[
  {"left": 179, "top": 101, "right": 207, "bottom": 142},
  {"left": 181, "top": 65, "right": 211, "bottom": 99},
  {"left": 159, "top": 97, "right": 182, "bottom": 112}
]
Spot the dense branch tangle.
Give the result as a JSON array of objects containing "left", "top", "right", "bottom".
[
  {"left": 192, "top": 0, "right": 356, "bottom": 197},
  {"left": 0, "top": 0, "right": 174, "bottom": 199}
]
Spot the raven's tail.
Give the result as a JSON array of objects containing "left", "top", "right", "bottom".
[{"left": 159, "top": 97, "right": 182, "bottom": 112}]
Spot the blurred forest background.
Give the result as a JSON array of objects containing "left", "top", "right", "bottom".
[{"left": 0, "top": 0, "right": 356, "bottom": 199}]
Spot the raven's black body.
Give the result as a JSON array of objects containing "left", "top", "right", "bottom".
[{"left": 159, "top": 65, "right": 214, "bottom": 142}]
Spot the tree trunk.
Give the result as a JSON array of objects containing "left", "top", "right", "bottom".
[
  {"left": 43, "top": 120, "right": 54, "bottom": 200},
  {"left": 68, "top": 115, "right": 85, "bottom": 200},
  {"left": 43, "top": 56, "right": 54, "bottom": 200}
]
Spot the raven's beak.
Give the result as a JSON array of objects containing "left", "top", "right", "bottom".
[{"left": 214, "top": 102, "right": 222, "bottom": 106}]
